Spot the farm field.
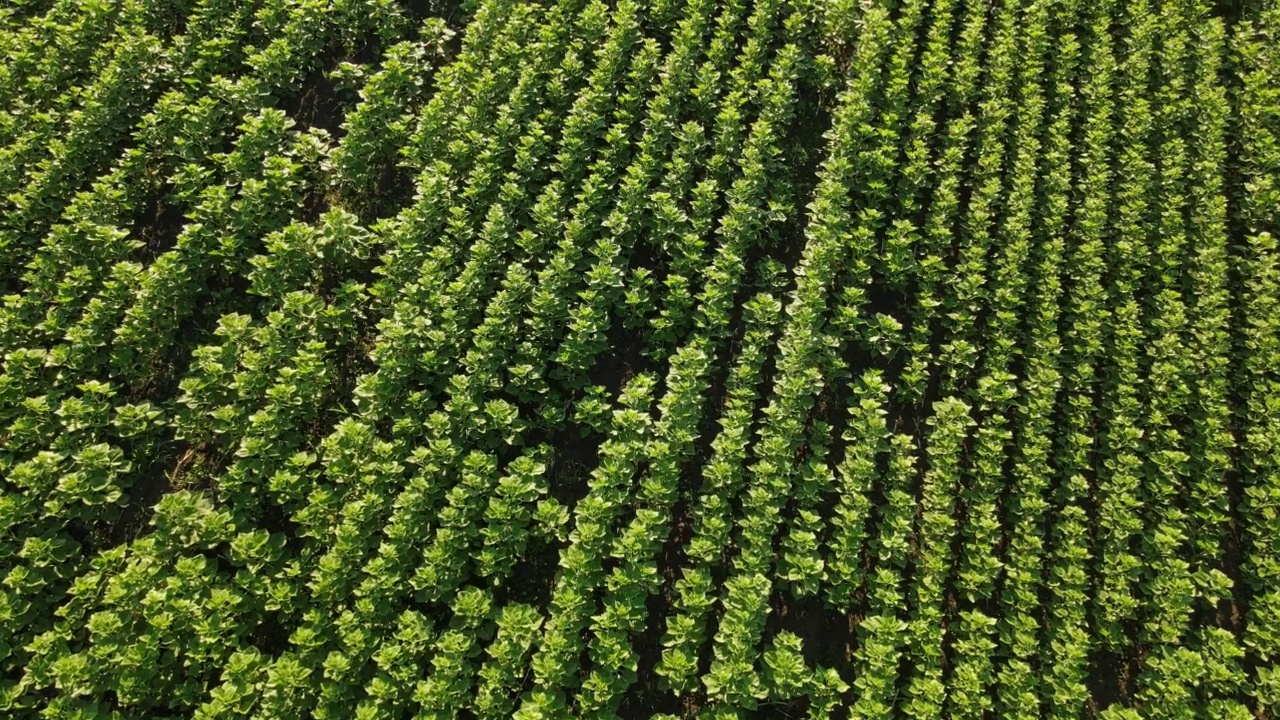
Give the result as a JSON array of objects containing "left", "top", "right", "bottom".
[{"left": 0, "top": 0, "right": 1278, "bottom": 717}]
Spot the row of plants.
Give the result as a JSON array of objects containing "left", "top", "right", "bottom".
[{"left": 1, "top": 0, "right": 1278, "bottom": 715}]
